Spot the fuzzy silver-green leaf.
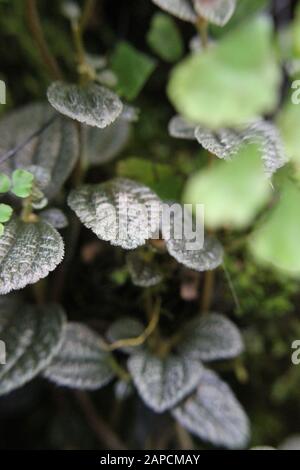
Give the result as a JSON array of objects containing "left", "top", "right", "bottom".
[
  {"left": 68, "top": 178, "right": 162, "bottom": 250},
  {"left": 128, "top": 350, "right": 204, "bottom": 413},
  {"left": 44, "top": 323, "right": 115, "bottom": 390},
  {"left": 0, "top": 218, "right": 64, "bottom": 295},
  {"left": 172, "top": 369, "right": 250, "bottom": 449},
  {"left": 0, "top": 297, "right": 66, "bottom": 396},
  {"left": 47, "top": 81, "right": 123, "bottom": 129},
  {"left": 178, "top": 313, "right": 244, "bottom": 361}
]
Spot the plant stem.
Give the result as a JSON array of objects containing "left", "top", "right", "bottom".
[
  {"left": 80, "top": 0, "right": 95, "bottom": 32},
  {"left": 175, "top": 423, "right": 194, "bottom": 450},
  {"left": 201, "top": 270, "right": 215, "bottom": 313},
  {"left": 102, "top": 298, "right": 161, "bottom": 352},
  {"left": 197, "top": 17, "right": 209, "bottom": 49},
  {"left": 25, "top": 0, "right": 63, "bottom": 80},
  {"left": 74, "top": 391, "right": 127, "bottom": 450}
]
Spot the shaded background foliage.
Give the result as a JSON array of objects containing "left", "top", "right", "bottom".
[{"left": 0, "top": 0, "right": 300, "bottom": 450}]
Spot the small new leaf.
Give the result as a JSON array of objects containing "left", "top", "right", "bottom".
[
  {"left": 11, "top": 169, "right": 34, "bottom": 198},
  {"left": 44, "top": 323, "right": 115, "bottom": 390},
  {"left": 0, "top": 173, "right": 11, "bottom": 193},
  {"left": 0, "top": 203, "right": 13, "bottom": 223}
]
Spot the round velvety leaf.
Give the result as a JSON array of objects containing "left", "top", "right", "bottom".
[
  {"left": 47, "top": 81, "right": 123, "bottom": 129},
  {"left": 68, "top": 178, "right": 162, "bottom": 250},
  {"left": 0, "top": 297, "right": 66, "bottom": 396},
  {"left": 0, "top": 217, "right": 64, "bottom": 294}
]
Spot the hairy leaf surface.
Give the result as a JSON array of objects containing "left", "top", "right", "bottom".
[
  {"left": 0, "top": 297, "right": 65, "bottom": 396},
  {"left": 128, "top": 350, "right": 203, "bottom": 413},
  {"left": 178, "top": 313, "right": 244, "bottom": 361},
  {"left": 0, "top": 218, "right": 64, "bottom": 295},
  {"left": 172, "top": 369, "right": 250, "bottom": 449},
  {"left": 44, "top": 323, "right": 115, "bottom": 390},
  {"left": 68, "top": 178, "right": 161, "bottom": 250},
  {"left": 47, "top": 82, "right": 123, "bottom": 128}
]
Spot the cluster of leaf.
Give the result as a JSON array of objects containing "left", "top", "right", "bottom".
[{"left": 1, "top": 0, "right": 299, "bottom": 451}]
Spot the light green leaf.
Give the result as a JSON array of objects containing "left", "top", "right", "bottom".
[
  {"left": 47, "top": 81, "right": 123, "bottom": 128},
  {"left": 178, "top": 313, "right": 244, "bottom": 361},
  {"left": 128, "top": 350, "right": 204, "bottom": 413},
  {"left": 0, "top": 218, "right": 64, "bottom": 294},
  {"left": 0, "top": 102, "right": 79, "bottom": 199},
  {"left": 172, "top": 369, "right": 250, "bottom": 449},
  {"left": 0, "top": 173, "right": 10, "bottom": 193},
  {"left": 0, "top": 297, "right": 65, "bottom": 396},
  {"left": 277, "top": 98, "right": 300, "bottom": 165},
  {"left": 147, "top": 13, "right": 184, "bottom": 63},
  {"left": 0, "top": 203, "right": 13, "bottom": 223},
  {"left": 117, "top": 157, "right": 183, "bottom": 200},
  {"left": 168, "top": 16, "right": 281, "bottom": 128},
  {"left": 11, "top": 169, "right": 34, "bottom": 198},
  {"left": 43, "top": 323, "right": 115, "bottom": 390},
  {"left": 249, "top": 179, "right": 300, "bottom": 275},
  {"left": 184, "top": 144, "right": 271, "bottom": 230},
  {"left": 0, "top": 223, "right": 4, "bottom": 236},
  {"left": 110, "top": 42, "right": 156, "bottom": 101},
  {"left": 68, "top": 178, "right": 161, "bottom": 250}
]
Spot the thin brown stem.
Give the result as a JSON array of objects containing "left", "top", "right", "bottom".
[
  {"left": 101, "top": 298, "right": 161, "bottom": 352},
  {"left": 197, "top": 17, "right": 209, "bottom": 49},
  {"left": 201, "top": 270, "right": 215, "bottom": 313},
  {"left": 175, "top": 423, "right": 194, "bottom": 450},
  {"left": 74, "top": 391, "right": 127, "bottom": 450},
  {"left": 25, "top": 0, "right": 63, "bottom": 80},
  {"left": 80, "top": 0, "right": 96, "bottom": 32}
]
